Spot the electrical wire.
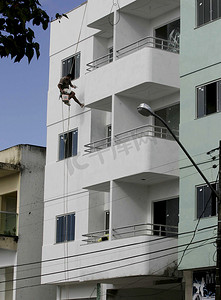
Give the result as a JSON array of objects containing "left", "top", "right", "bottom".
[
  {"left": 0, "top": 237, "right": 216, "bottom": 292},
  {"left": 176, "top": 171, "right": 219, "bottom": 270},
  {"left": 2, "top": 223, "right": 217, "bottom": 283},
  {"left": 16, "top": 153, "right": 218, "bottom": 223},
  {"left": 17, "top": 163, "right": 216, "bottom": 229},
  {"left": 8, "top": 148, "right": 216, "bottom": 217}
]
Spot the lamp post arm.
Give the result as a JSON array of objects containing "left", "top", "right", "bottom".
[{"left": 153, "top": 113, "right": 219, "bottom": 199}]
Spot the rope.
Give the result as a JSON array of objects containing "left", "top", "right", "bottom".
[
  {"left": 61, "top": 3, "right": 88, "bottom": 298},
  {"left": 70, "top": 2, "right": 88, "bottom": 74}
]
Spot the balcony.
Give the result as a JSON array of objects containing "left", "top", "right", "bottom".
[
  {"left": 0, "top": 211, "right": 17, "bottom": 236},
  {"left": 87, "top": 36, "right": 179, "bottom": 72},
  {"left": 82, "top": 222, "right": 178, "bottom": 243},
  {"left": 87, "top": 0, "right": 179, "bottom": 29},
  {"left": 0, "top": 211, "right": 18, "bottom": 250},
  {"left": 82, "top": 125, "right": 179, "bottom": 189},
  {"left": 84, "top": 124, "right": 179, "bottom": 153},
  {"left": 64, "top": 228, "right": 178, "bottom": 283},
  {"left": 85, "top": 40, "right": 179, "bottom": 107}
]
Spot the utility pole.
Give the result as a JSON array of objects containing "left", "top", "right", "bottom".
[{"left": 216, "top": 140, "right": 221, "bottom": 300}]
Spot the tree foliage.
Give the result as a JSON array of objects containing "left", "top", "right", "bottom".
[{"left": 0, "top": 0, "right": 49, "bottom": 63}]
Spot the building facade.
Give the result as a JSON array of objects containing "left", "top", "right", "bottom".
[
  {"left": 42, "top": 1, "right": 181, "bottom": 299},
  {"left": 178, "top": 0, "right": 221, "bottom": 299},
  {"left": 0, "top": 145, "right": 56, "bottom": 300}
]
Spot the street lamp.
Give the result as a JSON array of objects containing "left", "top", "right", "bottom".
[
  {"left": 137, "top": 102, "right": 221, "bottom": 299},
  {"left": 137, "top": 103, "right": 218, "bottom": 198}
]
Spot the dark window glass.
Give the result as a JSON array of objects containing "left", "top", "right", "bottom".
[
  {"left": 72, "top": 130, "right": 78, "bottom": 157},
  {"left": 212, "top": 0, "right": 218, "bottom": 19},
  {"left": 204, "top": 0, "right": 211, "bottom": 23},
  {"left": 59, "top": 129, "right": 78, "bottom": 160},
  {"left": 219, "top": 0, "right": 221, "bottom": 17},
  {"left": 56, "top": 213, "right": 75, "bottom": 243},
  {"left": 197, "top": 0, "right": 221, "bottom": 26},
  {"left": 107, "top": 124, "right": 111, "bottom": 147},
  {"left": 206, "top": 82, "right": 217, "bottom": 115},
  {"left": 56, "top": 215, "right": 65, "bottom": 243},
  {"left": 62, "top": 53, "right": 81, "bottom": 80},
  {"left": 155, "top": 19, "right": 180, "bottom": 51},
  {"left": 153, "top": 198, "right": 179, "bottom": 237},
  {"left": 218, "top": 81, "right": 221, "bottom": 111},
  {"left": 105, "top": 211, "right": 110, "bottom": 232},
  {"left": 155, "top": 104, "right": 180, "bottom": 139},
  {"left": 197, "top": 183, "right": 217, "bottom": 218},
  {"left": 197, "top": 0, "right": 205, "bottom": 26},
  {"left": 197, "top": 80, "right": 221, "bottom": 118}
]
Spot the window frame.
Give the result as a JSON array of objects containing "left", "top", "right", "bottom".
[
  {"left": 196, "top": 0, "right": 221, "bottom": 27},
  {"left": 196, "top": 79, "right": 221, "bottom": 118},
  {"left": 196, "top": 182, "right": 218, "bottom": 219},
  {"left": 58, "top": 128, "right": 78, "bottom": 161},
  {"left": 61, "top": 52, "right": 81, "bottom": 80},
  {"left": 56, "top": 212, "right": 76, "bottom": 243}
]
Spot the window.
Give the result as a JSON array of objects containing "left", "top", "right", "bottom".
[
  {"left": 62, "top": 52, "right": 80, "bottom": 80},
  {"left": 59, "top": 129, "right": 78, "bottom": 160},
  {"left": 153, "top": 198, "right": 179, "bottom": 236},
  {"left": 56, "top": 213, "right": 75, "bottom": 243},
  {"left": 197, "top": 183, "right": 217, "bottom": 218},
  {"left": 197, "top": 80, "right": 221, "bottom": 118},
  {"left": 155, "top": 19, "right": 180, "bottom": 51},
  {"left": 0, "top": 192, "right": 17, "bottom": 236},
  {"left": 197, "top": 0, "right": 221, "bottom": 26},
  {"left": 155, "top": 104, "right": 180, "bottom": 138}
]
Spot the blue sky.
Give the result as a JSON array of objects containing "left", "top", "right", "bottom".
[{"left": 0, "top": 0, "right": 85, "bottom": 151}]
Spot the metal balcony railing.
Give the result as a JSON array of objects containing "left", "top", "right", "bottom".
[
  {"left": 86, "top": 53, "right": 113, "bottom": 72},
  {"left": 112, "top": 222, "right": 178, "bottom": 239},
  {"left": 0, "top": 211, "right": 17, "bottom": 236},
  {"left": 84, "top": 136, "right": 111, "bottom": 153},
  {"left": 86, "top": 36, "right": 179, "bottom": 72},
  {"left": 82, "top": 229, "right": 109, "bottom": 244},
  {"left": 84, "top": 125, "right": 179, "bottom": 154},
  {"left": 114, "top": 124, "right": 179, "bottom": 145},
  {"left": 82, "top": 222, "right": 178, "bottom": 244},
  {"left": 116, "top": 36, "right": 179, "bottom": 58}
]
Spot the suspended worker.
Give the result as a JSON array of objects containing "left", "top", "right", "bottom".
[{"left": 58, "top": 74, "right": 84, "bottom": 107}]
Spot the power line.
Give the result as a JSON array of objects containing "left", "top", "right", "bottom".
[
  {"left": 176, "top": 171, "right": 219, "bottom": 270},
  {"left": 3, "top": 222, "right": 217, "bottom": 277},
  {"left": 1, "top": 239, "right": 215, "bottom": 295},
  {"left": 17, "top": 156, "right": 217, "bottom": 225},
  {"left": 0, "top": 236, "right": 216, "bottom": 288}
]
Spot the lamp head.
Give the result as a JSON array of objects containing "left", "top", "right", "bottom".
[{"left": 137, "top": 103, "right": 154, "bottom": 117}]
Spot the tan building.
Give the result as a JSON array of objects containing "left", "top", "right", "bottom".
[{"left": 0, "top": 145, "right": 56, "bottom": 300}]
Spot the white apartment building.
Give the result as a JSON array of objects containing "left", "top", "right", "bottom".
[
  {"left": 42, "top": 1, "right": 182, "bottom": 299},
  {"left": 0, "top": 145, "right": 56, "bottom": 300}
]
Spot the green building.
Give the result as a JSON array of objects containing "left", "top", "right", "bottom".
[{"left": 179, "top": 0, "right": 221, "bottom": 299}]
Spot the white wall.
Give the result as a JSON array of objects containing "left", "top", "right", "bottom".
[
  {"left": 112, "top": 181, "right": 148, "bottom": 229},
  {"left": 115, "top": 12, "right": 150, "bottom": 50},
  {"left": 93, "top": 36, "right": 113, "bottom": 60},
  {"left": 43, "top": 0, "right": 180, "bottom": 290},
  {"left": 113, "top": 95, "right": 152, "bottom": 134}
]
